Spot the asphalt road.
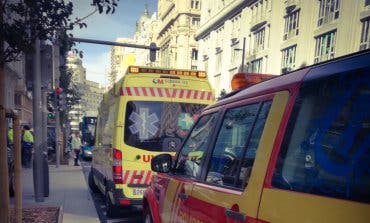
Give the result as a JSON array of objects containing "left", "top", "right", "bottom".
[{"left": 80, "top": 158, "right": 144, "bottom": 223}]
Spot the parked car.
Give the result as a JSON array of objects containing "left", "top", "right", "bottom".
[
  {"left": 81, "top": 144, "right": 93, "bottom": 160},
  {"left": 143, "top": 50, "right": 370, "bottom": 223}
]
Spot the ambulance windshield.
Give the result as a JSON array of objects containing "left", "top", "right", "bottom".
[{"left": 124, "top": 101, "right": 207, "bottom": 152}]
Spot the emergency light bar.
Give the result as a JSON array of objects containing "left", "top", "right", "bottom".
[
  {"left": 231, "top": 72, "right": 276, "bottom": 90},
  {"left": 128, "top": 66, "right": 207, "bottom": 78}
]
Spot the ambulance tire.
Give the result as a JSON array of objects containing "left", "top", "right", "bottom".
[
  {"left": 88, "top": 170, "right": 99, "bottom": 193},
  {"left": 144, "top": 206, "right": 153, "bottom": 223},
  {"left": 105, "top": 190, "right": 120, "bottom": 218}
]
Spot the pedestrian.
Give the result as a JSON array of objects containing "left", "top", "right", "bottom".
[
  {"left": 7, "top": 125, "right": 14, "bottom": 147},
  {"left": 22, "top": 125, "right": 34, "bottom": 168},
  {"left": 71, "top": 132, "right": 82, "bottom": 166}
]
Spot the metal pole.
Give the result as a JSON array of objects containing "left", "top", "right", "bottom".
[
  {"left": 71, "top": 37, "right": 160, "bottom": 50},
  {"left": 52, "top": 44, "right": 61, "bottom": 168},
  {"left": 32, "top": 39, "right": 44, "bottom": 202},
  {"left": 41, "top": 89, "right": 49, "bottom": 197},
  {"left": 0, "top": 2, "right": 9, "bottom": 219},
  {"left": 241, "top": 37, "right": 246, "bottom": 72},
  {"left": 0, "top": 105, "right": 9, "bottom": 222},
  {"left": 14, "top": 115, "right": 22, "bottom": 223},
  {"left": 55, "top": 102, "right": 60, "bottom": 168}
]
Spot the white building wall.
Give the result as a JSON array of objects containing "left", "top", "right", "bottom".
[
  {"left": 196, "top": 0, "right": 370, "bottom": 96},
  {"left": 157, "top": 0, "right": 201, "bottom": 70}
]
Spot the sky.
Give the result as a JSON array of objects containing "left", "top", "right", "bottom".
[{"left": 70, "top": 0, "right": 158, "bottom": 86}]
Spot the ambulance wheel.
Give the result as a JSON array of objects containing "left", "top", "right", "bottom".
[
  {"left": 88, "top": 170, "right": 99, "bottom": 193},
  {"left": 105, "top": 191, "right": 120, "bottom": 218}
]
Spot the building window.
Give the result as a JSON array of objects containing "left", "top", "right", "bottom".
[
  {"left": 314, "top": 30, "right": 336, "bottom": 63},
  {"left": 281, "top": 45, "right": 297, "bottom": 73},
  {"left": 203, "top": 55, "right": 209, "bottom": 72},
  {"left": 231, "top": 43, "right": 241, "bottom": 64},
  {"left": 192, "top": 17, "right": 200, "bottom": 27},
  {"left": 191, "top": 0, "right": 200, "bottom": 9},
  {"left": 231, "top": 14, "right": 241, "bottom": 39},
  {"left": 253, "top": 28, "right": 265, "bottom": 53},
  {"left": 360, "top": 17, "right": 370, "bottom": 50},
  {"left": 216, "top": 52, "right": 222, "bottom": 73},
  {"left": 216, "top": 26, "right": 225, "bottom": 48},
  {"left": 365, "top": 0, "right": 370, "bottom": 7},
  {"left": 250, "top": 58, "right": 263, "bottom": 73},
  {"left": 284, "top": 10, "right": 300, "bottom": 40},
  {"left": 191, "top": 49, "right": 198, "bottom": 60},
  {"left": 14, "top": 93, "right": 22, "bottom": 106},
  {"left": 318, "top": 0, "right": 340, "bottom": 27},
  {"left": 251, "top": 0, "right": 271, "bottom": 24}
]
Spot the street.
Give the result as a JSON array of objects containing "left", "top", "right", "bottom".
[{"left": 80, "top": 159, "right": 144, "bottom": 223}]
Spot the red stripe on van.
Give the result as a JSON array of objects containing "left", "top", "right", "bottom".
[
  {"left": 122, "top": 171, "right": 130, "bottom": 184},
  {"left": 179, "top": 89, "right": 185, "bottom": 98},
  {"left": 129, "top": 170, "right": 137, "bottom": 184},
  {"left": 149, "top": 87, "right": 155, "bottom": 97},
  {"left": 126, "top": 87, "right": 132, "bottom": 96},
  {"left": 142, "top": 87, "right": 148, "bottom": 96},
  {"left": 144, "top": 171, "right": 152, "bottom": 185},
  {"left": 157, "top": 88, "right": 163, "bottom": 97}
]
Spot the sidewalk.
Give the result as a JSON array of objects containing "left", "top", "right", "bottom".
[{"left": 11, "top": 158, "right": 100, "bottom": 223}]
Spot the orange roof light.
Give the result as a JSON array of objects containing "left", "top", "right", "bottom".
[
  {"left": 197, "top": 71, "right": 207, "bottom": 78},
  {"left": 231, "top": 73, "right": 276, "bottom": 91},
  {"left": 129, "top": 66, "right": 139, "bottom": 73}
]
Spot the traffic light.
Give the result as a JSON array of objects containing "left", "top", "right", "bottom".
[
  {"left": 55, "top": 87, "right": 66, "bottom": 111},
  {"left": 47, "top": 92, "right": 56, "bottom": 120},
  {"left": 149, "top": 42, "right": 157, "bottom": 62}
]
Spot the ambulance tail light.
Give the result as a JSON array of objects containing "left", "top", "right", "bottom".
[
  {"left": 113, "top": 149, "right": 123, "bottom": 184},
  {"left": 119, "top": 199, "right": 131, "bottom": 205},
  {"left": 231, "top": 73, "right": 276, "bottom": 91}
]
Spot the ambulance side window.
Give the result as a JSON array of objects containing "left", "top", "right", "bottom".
[
  {"left": 272, "top": 69, "right": 370, "bottom": 203},
  {"left": 175, "top": 113, "right": 218, "bottom": 178},
  {"left": 206, "top": 101, "right": 272, "bottom": 189}
]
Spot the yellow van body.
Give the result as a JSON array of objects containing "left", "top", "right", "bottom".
[{"left": 89, "top": 66, "right": 214, "bottom": 216}]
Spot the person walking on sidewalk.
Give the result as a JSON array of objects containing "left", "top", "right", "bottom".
[
  {"left": 71, "top": 132, "right": 82, "bottom": 166},
  {"left": 22, "top": 125, "right": 34, "bottom": 168}
]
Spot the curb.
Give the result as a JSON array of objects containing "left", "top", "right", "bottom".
[{"left": 57, "top": 205, "right": 63, "bottom": 223}]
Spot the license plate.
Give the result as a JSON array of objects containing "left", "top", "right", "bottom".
[{"left": 133, "top": 188, "right": 145, "bottom": 196}]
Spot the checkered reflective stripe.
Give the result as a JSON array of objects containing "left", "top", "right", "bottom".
[
  {"left": 120, "top": 87, "right": 214, "bottom": 101},
  {"left": 122, "top": 170, "right": 153, "bottom": 185}
]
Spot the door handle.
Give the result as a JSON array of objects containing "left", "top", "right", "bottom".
[
  {"left": 177, "top": 192, "right": 188, "bottom": 200},
  {"left": 224, "top": 208, "right": 246, "bottom": 221}
]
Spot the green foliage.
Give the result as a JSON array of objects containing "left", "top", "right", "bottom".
[
  {"left": 0, "top": 0, "right": 120, "bottom": 65},
  {"left": 59, "top": 64, "right": 81, "bottom": 125}
]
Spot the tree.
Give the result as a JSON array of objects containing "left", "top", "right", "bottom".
[{"left": 0, "top": 1, "right": 119, "bottom": 222}]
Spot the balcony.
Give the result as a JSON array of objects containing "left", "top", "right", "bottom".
[
  {"left": 284, "top": 0, "right": 300, "bottom": 12},
  {"left": 250, "top": 15, "right": 268, "bottom": 32}
]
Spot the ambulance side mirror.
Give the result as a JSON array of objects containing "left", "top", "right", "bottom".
[{"left": 151, "top": 154, "right": 172, "bottom": 173}]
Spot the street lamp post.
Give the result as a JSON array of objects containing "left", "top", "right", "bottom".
[
  {"left": 234, "top": 37, "right": 246, "bottom": 72},
  {"left": 241, "top": 37, "right": 246, "bottom": 72}
]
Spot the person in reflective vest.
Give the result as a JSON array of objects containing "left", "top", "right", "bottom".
[{"left": 22, "top": 125, "right": 34, "bottom": 168}]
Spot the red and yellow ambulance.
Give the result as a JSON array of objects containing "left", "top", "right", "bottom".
[
  {"left": 143, "top": 50, "right": 370, "bottom": 223},
  {"left": 88, "top": 66, "right": 214, "bottom": 217}
]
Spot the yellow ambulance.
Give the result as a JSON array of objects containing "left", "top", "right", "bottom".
[{"left": 88, "top": 66, "right": 214, "bottom": 217}]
